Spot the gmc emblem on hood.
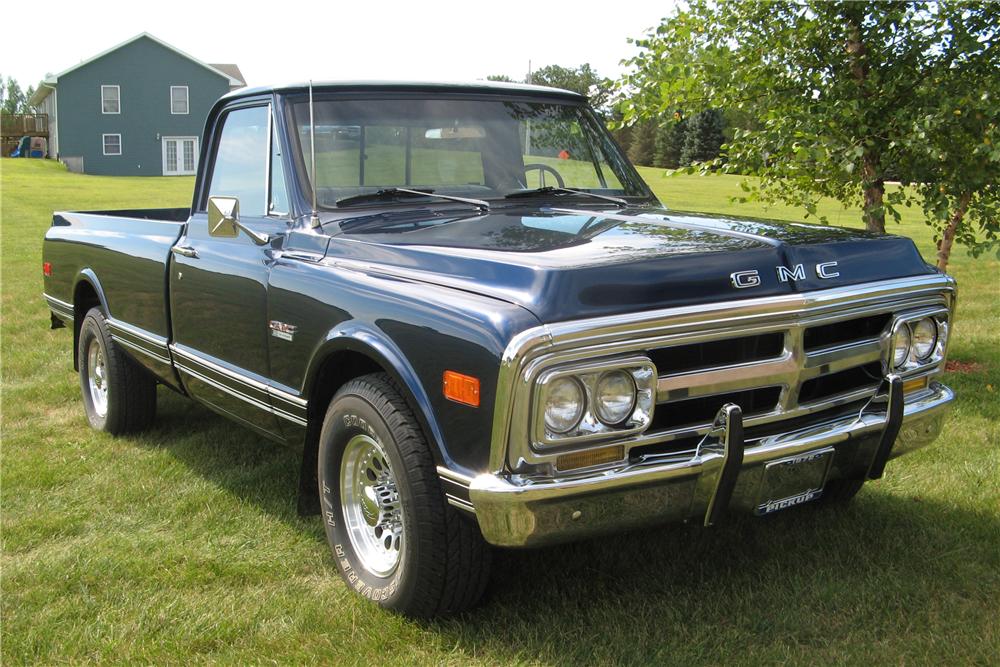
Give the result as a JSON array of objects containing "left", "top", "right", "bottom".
[{"left": 731, "top": 262, "right": 840, "bottom": 289}]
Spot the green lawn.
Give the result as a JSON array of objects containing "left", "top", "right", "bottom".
[{"left": 2, "top": 158, "right": 998, "bottom": 664}]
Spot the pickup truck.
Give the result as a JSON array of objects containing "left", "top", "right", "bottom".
[{"left": 43, "top": 81, "right": 956, "bottom": 617}]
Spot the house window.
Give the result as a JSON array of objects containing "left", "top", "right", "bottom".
[
  {"left": 101, "top": 85, "right": 120, "bottom": 114},
  {"left": 170, "top": 86, "right": 189, "bottom": 114},
  {"left": 103, "top": 134, "right": 122, "bottom": 156}
]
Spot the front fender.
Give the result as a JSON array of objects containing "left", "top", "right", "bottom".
[{"left": 303, "top": 320, "right": 451, "bottom": 467}]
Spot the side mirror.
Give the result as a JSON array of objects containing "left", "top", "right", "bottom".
[
  {"left": 207, "top": 196, "right": 269, "bottom": 245},
  {"left": 208, "top": 196, "right": 240, "bottom": 238}
]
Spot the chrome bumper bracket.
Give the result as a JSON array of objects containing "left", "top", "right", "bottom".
[
  {"left": 703, "top": 403, "right": 745, "bottom": 527},
  {"left": 868, "top": 374, "right": 904, "bottom": 479}
]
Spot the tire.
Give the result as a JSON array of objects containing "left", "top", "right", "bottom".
[
  {"left": 317, "top": 373, "right": 491, "bottom": 616},
  {"left": 819, "top": 477, "right": 866, "bottom": 505},
  {"left": 78, "top": 307, "right": 157, "bottom": 434}
]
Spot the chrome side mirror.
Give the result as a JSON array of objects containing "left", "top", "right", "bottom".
[{"left": 207, "top": 196, "right": 269, "bottom": 245}]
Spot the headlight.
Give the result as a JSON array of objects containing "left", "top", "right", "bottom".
[
  {"left": 911, "top": 318, "right": 938, "bottom": 359},
  {"left": 594, "top": 371, "right": 637, "bottom": 425},
  {"left": 543, "top": 377, "right": 585, "bottom": 434},
  {"left": 893, "top": 324, "right": 911, "bottom": 368}
]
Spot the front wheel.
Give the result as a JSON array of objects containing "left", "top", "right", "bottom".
[{"left": 317, "top": 373, "right": 491, "bottom": 616}]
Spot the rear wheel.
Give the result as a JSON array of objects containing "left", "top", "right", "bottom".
[
  {"left": 317, "top": 373, "right": 491, "bottom": 616},
  {"left": 78, "top": 307, "right": 157, "bottom": 434}
]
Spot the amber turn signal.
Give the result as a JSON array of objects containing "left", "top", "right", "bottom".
[
  {"left": 903, "top": 376, "right": 929, "bottom": 394},
  {"left": 556, "top": 445, "right": 625, "bottom": 471},
  {"left": 443, "top": 371, "right": 480, "bottom": 407}
]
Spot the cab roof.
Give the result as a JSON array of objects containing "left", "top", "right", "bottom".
[{"left": 221, "top": 80, "right": 586, "bottom": 103}]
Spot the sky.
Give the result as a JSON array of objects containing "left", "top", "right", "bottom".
[{"left": 1, "top": 0, "right": 674, "bottom": 90}]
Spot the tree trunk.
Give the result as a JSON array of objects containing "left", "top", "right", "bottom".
[
  {"left": 936, "top": 191, "right": 972, "bottom": 272},
  {"left": 861, "top": 152, "right": 886, "bottom": 234},
  {"left": 845, "top": 10, "right": 886, "bottom": 234}
]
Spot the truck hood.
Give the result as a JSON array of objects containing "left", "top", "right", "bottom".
[{"left": 321, "top": 206, "right": 936, "bottom": 323}]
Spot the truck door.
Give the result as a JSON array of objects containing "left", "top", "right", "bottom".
[{"left": 169, "top": 102, "right": 289, "bottom": 439}]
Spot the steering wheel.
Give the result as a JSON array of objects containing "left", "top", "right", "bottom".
[{"left": 523, "top": 163, "right": 566, "bottom": 188}]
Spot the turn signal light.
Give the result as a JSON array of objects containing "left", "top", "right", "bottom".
[
  {"left": 443, "top": 371, "right": 480, "bottom": 407},
  {"left": 903, "top": 376, "right": 929, "bottom": 394},
  {"left": 556, "top": 445, "right": 624, "bottom": 471},
  {"left": 43, "top": 262, "right": 52, "bottom": 276}
]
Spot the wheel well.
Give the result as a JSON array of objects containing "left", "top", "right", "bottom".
[
  {"left": 72, "top": 281, "right": 101, "bottom": 371},
  {"left": 297, "top": 350, "right": 384, "bottom": 516}
]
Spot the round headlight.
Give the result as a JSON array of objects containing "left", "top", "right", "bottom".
[
  {"left": 893, "top": 324, "right": 911, "bottom": 368},
  {"left": 911, "top": 318, "right": 938, "bottom": 359},
  {"left": 594, "top": 370, "right": 637, "bottom": 425},
  {"left": 544, "top": 377, "right": 585, "bottom": 434}
]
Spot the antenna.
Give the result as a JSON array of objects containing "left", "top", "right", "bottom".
[{"left": 309, "top": 80, "right": 321, "bottom": 229}]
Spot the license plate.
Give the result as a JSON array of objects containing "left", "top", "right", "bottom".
[{"left": 755, "top": 447, "right": 834, "bottom": 515}]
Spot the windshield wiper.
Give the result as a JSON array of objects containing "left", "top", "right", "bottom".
[
  {"left": 336, "top": 187, "right": 490, "bottom": 211},
  {"left": 504, "top": 186, "right": 628, "bottom": 206}
]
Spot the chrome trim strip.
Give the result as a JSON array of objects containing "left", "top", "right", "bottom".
[
  {"left": 43, "top": 293, "right": 75, "bottom": 321},
  {"left": 175, "top": 360, "right": 308, "bottom": 427},
  {"left": 113, "top": 335, "right": 172, "bottom": 365},
  {"left": 490, "top": 274, "right": 956, "bottom": 474},
  {"left": 436, "top": 466, "right": 475, "bottom": 487},
  {"left": 446, "top": 494, "right": 476, "bottom": 514},
  {"left": 170, "top": 344, "right": 308, "bottom": 426}
]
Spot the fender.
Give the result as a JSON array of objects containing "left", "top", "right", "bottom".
[
  {"left": 71, "top": 268, "right": 111, "bottom": 370},
  {"left": 303, "top": 320, "right": 451, "bottom": 468}
]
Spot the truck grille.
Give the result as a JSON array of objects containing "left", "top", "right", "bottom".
[{"left": 641, "top": 313, "right": 895, "bottom": 456}]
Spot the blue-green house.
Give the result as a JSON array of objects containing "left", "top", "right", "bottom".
[{"left": 29, "top": 33, "right": 244, "bottom": 176}]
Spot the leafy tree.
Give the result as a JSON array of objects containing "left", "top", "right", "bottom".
[
  {"left": 680, "top": 109, "right": 725, "bottom": 166},
  {"left": 529, "top": 64, "right": 614, "bottom": 112},
  {"left": 486, "top": 74, "right": 515, "bottom": 82},
  {"left": 618, "top": 1, "right": 1000, "bottom": 269},
  {"left": 3, "top": 77, "right": 27, "bottom": 115}
]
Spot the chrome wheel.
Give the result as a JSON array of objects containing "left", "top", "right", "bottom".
[
  {"left": 340, "top": 434, "right": 404, "bottom": 577},
  {"left": 86, "top": 338, "right": 108, "bottom": 417}
]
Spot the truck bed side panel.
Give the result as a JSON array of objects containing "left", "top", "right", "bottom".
[{"left": 43, "top": 211, "right": 185, "bottom": 384}]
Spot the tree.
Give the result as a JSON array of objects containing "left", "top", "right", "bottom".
[
  {"left": 486, "top": 74, "right": 515, "bottom": 83},
  {"left": 680, "top": 109, "right": 725, "bottom": 166},
  {"left": 529, "top": 64, "right": 614, "bottom": 112},
  {"left": 617, "top": 1, "right": 1000, "bottom": 268},
  {"left": 654, "top": 116, "right": 687, "bottom": 168},
  {"left": 3, "top": 77, "right": 27, "bottom": 115},
  {"left": 626, "top": 120, "right": 657, "bottom": 166}
]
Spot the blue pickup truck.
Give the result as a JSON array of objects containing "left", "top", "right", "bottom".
[{"left": 42, "top": 81, "right": 956, "bottom": 616}]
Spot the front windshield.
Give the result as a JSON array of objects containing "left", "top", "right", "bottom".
[{"left": 290, "top": 97, "right": 650, "bottom": 207}]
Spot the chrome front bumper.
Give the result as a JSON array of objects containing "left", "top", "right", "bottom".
[{"left": 468, "top": 381, "right": 952, "bottom": 547}]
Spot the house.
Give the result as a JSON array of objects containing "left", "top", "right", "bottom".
[{"left": 29, "top": 33, "right": 244, "bottom": 176}]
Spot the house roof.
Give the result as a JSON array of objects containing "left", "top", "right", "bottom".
[
  {"left": 208, "top": 64, "right": 246, "bottom": 87},
  {"left": 29, "top": 32, "right": 243, "bottom": 106}
]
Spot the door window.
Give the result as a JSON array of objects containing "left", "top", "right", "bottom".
[{"left": 208, "top": 106, "right": 269, "bottom": 216}]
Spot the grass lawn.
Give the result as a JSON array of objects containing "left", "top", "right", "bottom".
[{"left": 2, "top": 157, "right": 998, "bottom": 664}]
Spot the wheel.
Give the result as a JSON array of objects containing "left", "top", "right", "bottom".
[
  {"left": 819, "top": 477, "right": 866, "bottom": 505},
  {"left": 78, "top": 307, "right": 157, "bottom": 434},
  {"left": 317, "top": 373, "right": 491, "bottom": 616},
  {"left": 523, "top": 162, "right": 566, "bottom": 188}
]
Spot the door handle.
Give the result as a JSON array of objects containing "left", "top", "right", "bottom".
[{"left": 171, "top": 245, "right": 199, "bottom": 259}]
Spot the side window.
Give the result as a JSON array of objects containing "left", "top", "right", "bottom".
[
  {"left": 208, "top": 106, "right": 269, "bottom": 216},
  {"left": 269, "top": 124, "right": 289, "bottom": 215}
]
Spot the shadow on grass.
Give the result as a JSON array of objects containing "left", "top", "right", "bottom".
[{"left": 134, "top": 389, "right": 998, "bottom": 664}]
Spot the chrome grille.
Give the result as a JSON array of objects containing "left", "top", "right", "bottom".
[{"left": 491, "top": 275, "right": 956, "bottom": 475}]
